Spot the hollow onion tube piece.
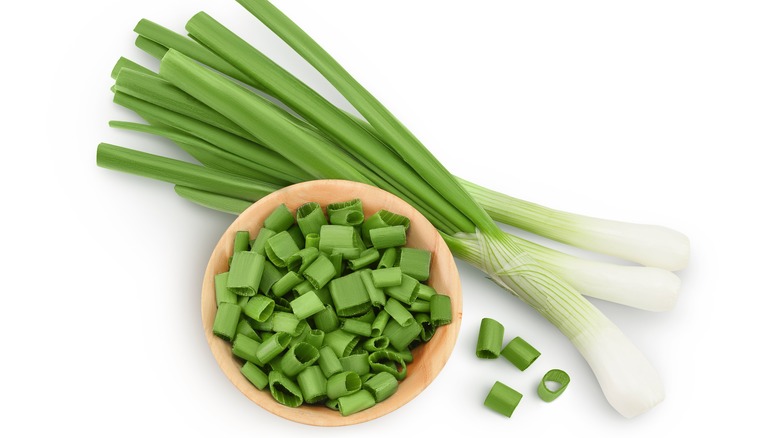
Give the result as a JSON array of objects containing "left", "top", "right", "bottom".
[
  {"left": 362, "top": 336, "right": 390, "bottom": 352},
  {"left": 242, "top": 295, "right": 274, "bottom": 322},
  {"left": 383, "top": 298, "right": 414, "bottom": 327},
  {"left": 305, "top": 233, "right": 320, "bottom": 249},
  {"left": 323, "top": 329, "right": 359, "bottom": 358},
  {"left": 271, "top": 271, "right": 304, "bottom": 297},
  {"left": 329, "top": 209, "right": 364, "bottom": 226},
  {"left": 415, "top": 313, "right": 435, "bottom": 342},
  {"left": 241, "top": 362, "right": 269, "bottom": 390},
  {"left": 264, "top": 203, "right": 294, "bottom": 232},
  {"left": 289, "top": 291, "right": 325, "bottom": 319},
  {"left": 233, "top": 230, "right": 250, "bottom": 256},
  {"left": 538, "top": 369, "right": 571, "bottom": 402},
  {"left": 326, "top": 371, "right": 361, "bottom": 400},
  {"left": 364, "top": 372, "right": 398, "bottom": 402},
  {"left": 348, "top": 248, "right": 380, "bottom": 271},
  {"left": 312, "top": 305, "right": 340, "bottom": 333},
  {"left": 251, "top": 228, "right": 276, "bottom": 256},
  {"left": 371, "top": 267, "right": 402, "bottom": 288},
  {"left": 429, "top": 294, "right": 452, "bottom": 326},
  {"left": 341, "top": 319, "right": 372, "bottom": 338},
  {"left": 337, "top": 390, "right": 376, "bottom": 416},
  {"left": 377, "top": 247, "right": 397, "bottom": 269},
  {"left": 279, "top": 342, "right": 320, "bottom": 377},
  {"left": 296, "top": 365, "right": 328, "bottom": 404},
  {"left": 286, "top": 247, "right": 319, "bottom": 274},
  {"left": 317, "top": 346, "right": 343, "bottom": 378},
  {"left": 368, "top": 350, "right": 407, "bottom": 380},
  {"left": 329, "top": 272, "right": 371, "bottom": 317},
  {"left": 302, "top": 254, "right": 337, "bottom": 289},
  {"left": 384, "top": 274, "right": 420, "bottom": 305},
  {"left": 339, "top": 352, "right": 370, "bottom": 376},
  {"left": 384, "top": 319, "right": 422, "bottom": 352},
  {"left": 268, "top": 371, "right": 304, "bottom": 407},
  {"left": 236, "top": 319, "right": 262, "bottom": 343},
  {"left": 296, "top": 202, "right": 327, "bottom": 236},
  {"left": 370, "top": 310, "right": 390, "bottom": 337},
  {"left": 476, "top": 318, "right": 505, "bottom": 359},
  {"left": 214, "top": 272, "right": 236, "bottom": 306},
  {"left": 226, "top": 251, "right": 264, "bottom": 296},
  {"left": 501, "top": 337, "right": 541, "bottom": 372},
  {"left": 232, "top": 333, "right": 263, "bottom": 366},
  {"left": 264, "top": 231, "right": 299, "bottom": 268},
  {"left": 398, "top": 248, "right": 431, "bottom": 281},
  {"left": 304, "top": 329, "right": 325, "bottom": 348},
  {"left": 255, "top": 332, "right": 292, "bottom": 365},
  {"left": 271, "top": 312, "right": 306, "bottom": 336},
  {"left": 212, "top": 302, "right": 241, "bottom": 341},
  {"left": 484, "top": 381, "right": 523, "bottom": 418},
  {"left": 360, "top": 270, "right": 386, "bottom": 308},
  {"left": 369, "top": 225, "right": 407, "bottom": 249}
]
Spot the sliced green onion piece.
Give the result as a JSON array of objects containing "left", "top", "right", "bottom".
[
  {"left": 232, "top": 333, "right": 263, "bottom": 366},
  {"left": 264, "top": 231, "right": 300, "bottom": 268},
  {"left": 305, "top": 233, "right": 320, "bottom": 249},
  {"left": 323, "top": 329, "right": 359, "bottom": 358},
  {"left": 352, "top": 308, "right": 376, "bottom": 323},
  {"left": 416, "top": 284, "right": 437, "bottom": 301},
  {"left": 389, "top": 347, "right": 414, "bottom": 364},
  {"left": 258, "top": 259, "right": 283, "bottom": 294},
  {"left": 377, "top": 247, "right": 397, "bottom": 269},
  {"left": 292, "top": 279, "right": 315, "bottom": 297},
  {"left": 296, "top": 365, "right": 328, "bottom": 404},
  {"left": 271, "top": 271, "right": 304, "bottom": 297},
  {"left": 369, "top": 225, "right": 407, "bottom": 249},
  {"left": 484, "top": 381, "right": 523, "bottom": 417},
  {"left": 236, "top": 318, "right": 262, "bottom": 343},
  {"left": 339, "top": 352, "right": 370, "bottom": 376},
  {"left": 368, "top": 350, "right": 407, "bottom": 380},
  {"left": 341, "top": 319, "right": 372, "bottom": 337},
  {"left": 212, "top": 302, "right": 241, "bottom": 341},
  {"left": 286, "top": 247, "right": 319, "bottom": 273},
  {"left": 329, "top": 272, "right": 371, "bottom": 317},
  {"left": 476, "top": 318, "right": 505, "bottom": 359},
  {"left": 364, "top": 372, "right": 398, "bottom": 402},
  {"left": 371, "top": 267, "right": 402, "bottom": 288},
  {"left": 384, "top": 274, "right": 420, "bottom": 305},
  {"left": 414, "top": 313, "right": 435, "bottom": 342},
  {"left": 227, "top": 251, "right": 264, "bottom": 296},
  {"left": 241, "top": 362, "right": 269, "bottom": 390},
  {"left": 362, "top": 336, "right": 390, "bottom": 352},
  {"left": 296, "top": 202, "right": 328, "bottom": 237},
  {"left": 312, "top": 305, "right": 340, "bottom": 333},
  {"left": 337, "top": 389, "right": 375, "bottom": 416},
  {"left": 233, "top": 230, "right": 251, "bottom": 256},
  {"left": 501, "top": 336, "right": 541, "bottom": 371},
  {"left": 317, "top": 346, "right": 344, "bottom": 378},
  {"left": 360, "top": 270, "right": 386, "bottom": 308},
  {"left": 370, "top": 310, "right": 390, "bottom": 337},
  {"left": 272, "top": 312, "right": 306, "bottom": 336},
  {"left": 288, "top": 225, "right": 305, "bottom": 249},
  {"left": 289, "top": 291, "right": 325, "bottom": 319},
  {"left": 304, "top": 329, "right": 325, "bottom": 349},
  {"left": 329, "top": 252, "right": 344, "bottom": 277},
  {"left": 329, "top": 209, "right": 364, "bottom": 226},
  {"left": 268, "top": 370, "right": 304, "bottom": 408},
  {"left": 326, "top": 371, "right": 362, "bottom": 400},
  {"left": 264, "top": 203, "right": 295, "bottom": 232},
  {"left": 302, "top": 254, "right": 337, "bottom": 289},
  {"left": 279, "top": 342, "right": 320, "bottom": 377},
  {"left": 250, "top": 228, "right": 276, "bottom": 256},
  {"left": 319, "top": 225, "right": 358, "bottom": 254},
  {"left": 383, "top": 319, "right": 422, "bottom": 351},
  {"left": 348, "top": 248, "right": 380, "bottom": 271},
  {"left": 256, "top": 332, "right": 292, "bottom": 365},
  {"left": 429, "top": 294, "right": 452, "bottom": 326},
  {"left": 408, "top": 300, "right": 430, "bottom": 313},
  {"left": 398, "top": 248, "right": 431, "bottom": 281},
  {"left": 538, "top": 369, "right": 571, "bottom": 402},
  {"left": 242, "top": 295, "right": 275, "bottom": 322},
  {"left": 384, "top": 297, "right": 414, "bottom": 327},
  {"left": 327, "top": 199, "right": 363, "bottom": 216},
  {"left": 214, "top": 272, "right": 236, "bottom": 306},
  {"left": 362, "top": 210, "right": 411, "bottom": 243}
]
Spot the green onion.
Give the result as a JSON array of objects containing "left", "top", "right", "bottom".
[
  {"left": 347, "top": 248, "right": 380, "bottom": 271},
  {"left": 296, "top": 202, "right": 327, "bottom": 237},
  {"left": 268, "top": 371, "right": 304, "bottom": 408},
  {"left": 212, "top": 302, "right": 241, "bottom": 341},
  {"left": 538, "top": 369, "right": 571, "bottom": 402},
  {"left": 337, "top": 390, "right": 376, "bottom": 416},
  {"left": 270, "top": 270, "right": 304, "bottom": 297},
  {"left": 501, "top": 336, "right": 541, "bottom": 371},
  {"left": 279, "top": 342, "right": 319, "bottom": 377},
  {"left": 429, "top": 294, "right": 452, "bottom": 326},
  {"left": 301, "top": 254, "right": 336, "bottom": 290},
  {"left": 251, "top": 228, "right": 276, "bottom": 256},
  {"left": 326, "top": 371, "right": 361, "bottom": 400},
  {"left": 363, "top": 372, "right": 398, "bottom": 402},
  {"left": 258, "top": 259, "right": 283, "bottom": 294},
  {"left": 241, "top": 362, "right": 269, "bottom": 390},
  {"left": 242, "top": 295, "right": 275, "bottom": 322},
  {"left": 370, "top": 267, "right": 402, "bottom": 288},
  {"left": 304, "top": 329, "right": 325, "bottom": 349},
  {"left": 214, "top": 272, "right": 236, "bottom": 306},
  {"left": 226, "top": 251, "right": 264, "bottom": 296},
  {"left": 304, "top": 233, "right": 320, "bottom": 249},
  {"left": 255, "top": 332, "right": 291, "bottom": 365},
  {"left": 383, "top": 298, "right": 414, "bottom": 328},
  {"left": 296, "top": 365, "right": 328, "bottom": 404},
  {"left": 476, "top": 318, "right": 505, "bottom": 359},
  {"left": 362, "top": 336, "right": 390, "bottom": 352},
  {"left": 359, "top": 269, "right": 386, "bottom": 308},
  {"left": 369, "top": 225, "right": 407, "bottom": 249},
  {"left": 271, "top": 312, "right": 305, "bottom": 336},
  {"left": 263, "top": 203, "right": 295, "bottom": 232},
  {"left": 415, "top": 313, "right": 435, "bottom": 342},
  {"left": 384, "top": 274, "right": 420, "bottom": 305},
  {"left": 484, "top": 381, "right": 523, "bottom": 417},
  {"left": 370, "top": 310, "right": 390, "bottom": 338},
  {"left": 232, "top": 333, "right": 263, "bottom": 366},
  {"left": 328, "top": 272, "right": 371, "bottom": 317},
  {"left": 289, "top": 291, "right": 325, "bottom": 320},
  {"left": 317, "top": 346, "right": 344, "bottom": 378},
  {"left": 376, "top": 247, "right": 397, "bottom": 269},
  {"left": 383, "top": 319, "right": 422, "bottom": 352},
  {"left": 264, "top": 231, "right": 299, "bottom": 268},
  {"left": 339, "top": 352, "right": 370, "bottom": 376},
  {"left": 323, "top": 329, "right": 359, "bottom": 358},
  {"left": 398, "top": 248, "right": 431, "bottom": 281},
  {"left": 312, "top": 305, "right": 340, "bottom": 333},
  {"left": 236, "top": 318, "right": 262, "bottom": 343},
  {"left": 367, "top": 350, "right": 407, "bottom": 380}
]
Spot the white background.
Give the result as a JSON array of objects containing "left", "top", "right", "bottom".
[{"left": 3, "top": 0, "right": 778, "bottom": 436}]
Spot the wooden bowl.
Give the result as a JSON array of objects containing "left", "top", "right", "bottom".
[{"left": 201, "top": 180, "right": 463, "bottom": 426}]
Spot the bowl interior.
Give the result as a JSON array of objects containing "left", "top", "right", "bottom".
[{"left": 201, "top": 180, "right": 462, "bottom": 426}]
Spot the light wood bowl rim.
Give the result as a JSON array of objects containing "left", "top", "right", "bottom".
[{"left": 201, "top": 180, "right": 463, "bottom": 426}]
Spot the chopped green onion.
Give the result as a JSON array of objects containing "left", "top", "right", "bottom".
[
  {"left": 476, "top": 318, "right": 505, "bottom": 359},
  {"left": 212, "top": 302, "right": 241, "bottom": 341},
  {"left": 287, "top": 224, "right": 306, "bottom": 249},
  {"left": 289, "top": 291, "right": 325, "bottom": 319},
  {"left": 358, "top": 269, "right": 386, "bottom": 308},
  {"left": 271, "top": 312, "right": 306, "bottom": 336},
  {"left": 383, "top": 319, "right": 422, "bottom": 351},
  {"left": 268, "top": 370, "right": 304, "bottom": 408},
  {"left": 323, "top": 329, "right": 359, "bottom": 358},
  {"left": 364, "top": 372, "right": 398, "bottom": 403},
  {"left": 301, "top": 254, "right": 336, "bottom": 290},
  {"left": 264, "top": 203, "right": 294, "bottom": 232},
  {"left": 279, "top": 342, "right": 319, "bottom": 377},
  {"left": 317, "top": 346, "right": 344, "bottom": 378},
  {"left": 255, "top": 332, "right": 292, "bottom": 365},
  {"left": 341, "top": 319, "right": 372, "bottom": 337},
  {"left": 326, "top": 371, "right": 362, "bottom": 400},
  {"left": 250, "top": 228, "right": 276, "bottom": 256},
  {"left": 240, "top": 362, "right": 269, "bottom": 391},
  {"left": 538, "top": 369, "right": 571, "bottom": 402},
  {"left": 270, "top": 270, "right": 304, "bottom": 297},
  {"left": 214, "top": 272, "right": 237, "bottom": 306},
  {"left": 304, "top": 233, "right": 320, "bottom": 249},
  {"left": 258, "top": 259, "right": 283, "bottom": 294},
  {"left": 383, "top": 297, "right": 414, "bottom": 327},
  {"left": 408, "top": 300, "right": 430, "bottom": 313},
  {"left": 236, "top": 318, "right": 262, "bottom": 343},
  {"left": 369, "top": 225, "right": 406, "bottom": 249},
  {"left": 232, "top": 333, "right": 263, "bottom": 366},
  {"left": 414, "top": 313, "right": 435, "bottom": 342},
  {"left": 501, "top": 336, "right": 541, "bottom": 371},
  {"left": 304, "top": 329, "right": 325, "bottom": 349},
  {"left": 415, "top": 284, "right": 437, "bottom": 301},
  {"left": 484, "top": 381, "right": 523, "bottom": 417},
  {"left": 429, "top": 294, "right": 452, "bottom": 326},
  {"left": 384, "top": 274, "right": 420, "bottom": 305},
  {"left": 370, "top": 310, "right": 390, "bottom": 337},
  {"left": 339, "top": 352, "right": 370, "bottom": 376},
  {"left": 329, "top": 209, "right": 364, "bottom": 226},
  {"left": 329, "top": 272, "right": 371, "bottom": 317},
  {"left": 398, "top": 248, "right": 431, "bottom": 281},
  {"left": 337, "top": 390, "right": 375, "bottom": 416},
  {"left": 327, "top": 199, "right": 363, "bottom": 216},
  {"left": 264, "top": 231, "right": 299, "bottom": 267},
  {"left": 233, "top": 230, "right": 251, "bottom": 256},
  {"left": 367, "top": 350, "right": 407, "bottom": 380},
  {"left": 370, "top": 267, "right": 402, "bottom": 288},
  {"left": 318, "top": 225, "right": 359, "bottom": 254},
  {"left": 348, "top": 248, "right": 380, "bottom": 271},
  {"left": 312, "top": 304, "right": 340, "bottom": 333},
  {"left": 226, "top": 251, "right": 264, "bottom": 296},
  {"left": 296, "top": 365, "right": 328, "bottom": 404},
  {"left": 296, "top": 202, "right": 328, "bottom": 237},
  {"left": 362, "top": 336, "right": 390, "bottom": 352},
  {"left": 242, "top": 295, "right": 275, "bottom": 322},
  {"left": 377, "top": 247, "right": 397, "bottom": 269},
  {"left": 286, "top": 247, "right": 319, "bottom": 273}
]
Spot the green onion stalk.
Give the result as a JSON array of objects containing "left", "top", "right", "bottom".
[{"left": 96, "top": 0, "right": 687, "bottom": 417}]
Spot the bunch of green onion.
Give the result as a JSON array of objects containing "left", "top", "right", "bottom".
[{"left": 96, "top": 0, "right": 689, "bottom": 418}]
